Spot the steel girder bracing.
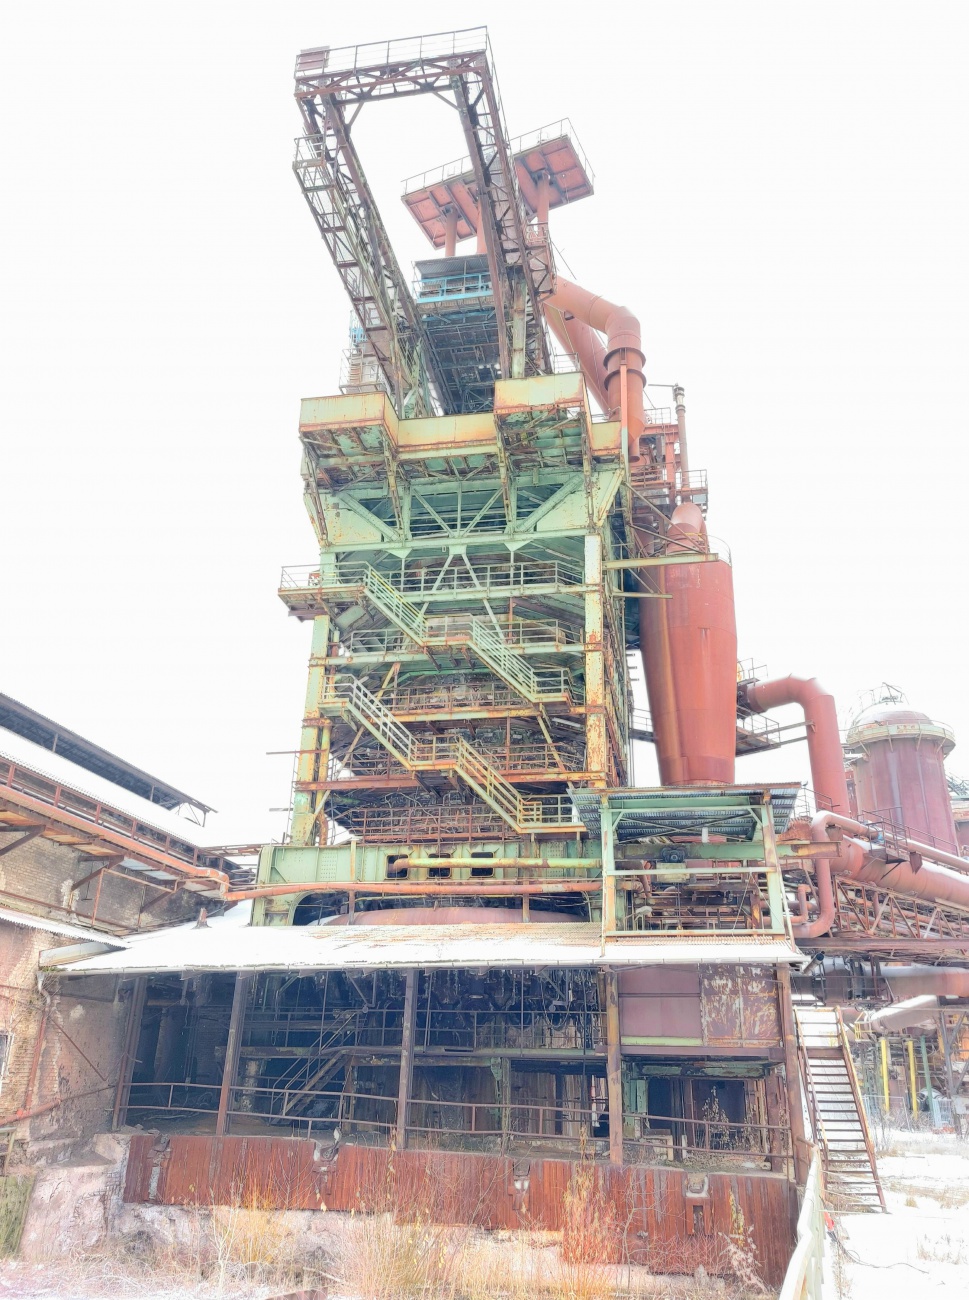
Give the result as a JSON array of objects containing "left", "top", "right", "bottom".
[
  {"left": 449, "top": 54, "right": 552, "bottom": 380},
  {"left": 293, "top": 29, "right": 551, "bottom": 415},
  {"left": 293, "top": 111, "right": 435, "bottom": 416}
]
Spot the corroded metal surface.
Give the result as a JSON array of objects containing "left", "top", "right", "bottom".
[{"left": 123, "top": 1134, "right": 797, "bottom": 1285}]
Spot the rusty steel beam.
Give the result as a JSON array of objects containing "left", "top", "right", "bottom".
[
  {"left": 0, "top": 825, "right": 46, "bottom": 856},
  {"left": 395, "top": 968, "right": 418, "bottom": 1149},
  {"left": 228, "top": 879, "right": 601, "bottom": 902}
]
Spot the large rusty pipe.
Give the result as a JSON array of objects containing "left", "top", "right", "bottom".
[
  {"left": 443, "top": 206, "right": 458, "bottom": 257},
  {"left": 795, "top": 810, "right": 969, "bottom": 937},
  {"left": 545, "top": 304, "right": 610, "bottom": 412},
  {"left": 880, "top": 965, "right": 969, "bottom": 998},
  {"left": 673, "top": 384, "right": 689, "bottom": 477},
  {"left": 861, "top": 995, "right": 942, "bottom": 1034},
  {"left": 740, "top": 676, "right": 849, "bottom": 814},
  {"left": 545, "top": 278, "right": 646, "bottom": 464}
]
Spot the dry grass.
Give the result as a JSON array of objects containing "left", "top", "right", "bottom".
[{"left": 915, "top": 1231, "right": 968, "bottom": 1265}]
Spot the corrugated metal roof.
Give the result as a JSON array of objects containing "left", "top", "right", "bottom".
[
  {"left": 571, "top": 784, "right": 801, "bottom": 840},
  {"left": 0, "top": 904, "right": 128, "bottom": 947},
  {"left": 46, "top": 920, "right": 805, "bottom": 975},
  {"left": 0, "top": 691, "right": 212, "bottom": 814},
  {"left": 0, "top": 731, "right": 209, "bottom": 846}
]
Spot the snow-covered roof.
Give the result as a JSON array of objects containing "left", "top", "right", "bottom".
[
  {"left": 46, "top": 919, "right": 805, "bottom": 975},
  {"left": 0, "top": 904, "right": 127, "bottom": 948},
  {"left": 0, "top": 729, "right": 209, "bottom": 848}
]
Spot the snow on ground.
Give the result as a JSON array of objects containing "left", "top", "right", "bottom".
[{"left": 826, "top": 1129, "right": 969, "bottom": 1299}]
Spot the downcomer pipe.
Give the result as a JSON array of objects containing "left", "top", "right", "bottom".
[
  {"left": 544, "top": 278, "right": 646, "bottom": 464},
  {"left": 739, "top": 675, "right": 969, "bottom": 933},
  {"left": 739, "top": 675, "right": 848, "bottom": 813}
]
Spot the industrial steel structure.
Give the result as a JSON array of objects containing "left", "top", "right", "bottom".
[{"left": 13, "top": 25, "right": 967, "bottom": 1284}]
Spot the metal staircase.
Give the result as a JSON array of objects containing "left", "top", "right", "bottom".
[
  {"left": 269, "top": 1012, "right": 358, "bottom": 1118},
  {"left": 357, "top": 565, "right": 567, "bottom": 704},
  {"left": 794, "top": 1004, "right": 885, "bottom": 1212},
  {"left": 320, "top": 676, "right": 576, "bottom": 833}
]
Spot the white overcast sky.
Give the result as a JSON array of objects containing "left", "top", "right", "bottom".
[{"left": 1, "top": 2, "right": 967, "bottom": 844}]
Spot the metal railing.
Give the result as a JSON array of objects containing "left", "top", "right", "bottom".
[
  {"left": 124, "top": 1082, "right": 789, "bottom": 1170},
  {"left": 0, "top": 758, "right": 221, "bottom": 878},
  {"left": 322, "top": 676, "right": 581, "bottom": 832},
  {"left": 298, "top": 28, "right": 489, "bottom": 82},
  {"left": 327, "top": 803, "right": 512, "bottom": 843},
  {"left": 779, "top": 1152, "right": 824, "bottom": 1300},
  {"left": 415, "top": 271, "right": 493, "bottom": 302},
  {"left": 336, "top": 616, "right": 584, "bottom": 657},
  {"left": 280, "top": 558, "right": 585, "bottom": 596},
  {"left": 324, "top": 740, "right": 585, "bottom": 783},
  {"left": 403, "top": 116, "right": 593, "bottom": 195}
]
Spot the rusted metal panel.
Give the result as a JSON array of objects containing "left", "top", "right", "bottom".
[
  {"left": 123, "top": 1136, "right": 796, "bottom": 1284},
  {"left": 700, "top": 965, "right": 780, "bottom": 1046}
]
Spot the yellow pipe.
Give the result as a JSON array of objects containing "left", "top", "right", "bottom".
[
  {"left": 907, "top": 1039, "right": 919, "bottom": 1115},
  {"left": 880, "top": 1037, "right": 891, "bottom": 1113}
]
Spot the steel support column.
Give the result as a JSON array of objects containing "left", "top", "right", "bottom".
[
  {"left": 291, "top": 615, "right": 332, "bottom": 846},
  {"left": 605, "top": 968, "right": 623, "bottom": 1165},
  {"left": 584, "top": 532, "right": 607, "bottom": 785},
  {"left": 776, "top": 964, "right": 809, "bottom": 1184},
  {"left": 112, "top": 977, "right": 147, "bottom": 1130},
  {"left": 396, "top": 968, "right": 418, "bottom": 1149},
  {"left": 216, "top": 973, "right": 253, "bottom": 1137}
]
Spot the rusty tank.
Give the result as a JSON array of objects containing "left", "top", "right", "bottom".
[
  {"left": 639, "top": 503, "right": 738, "bottom": 785},
  {"left": 845, "top": 705, "right": 958, "bottom": 852}
]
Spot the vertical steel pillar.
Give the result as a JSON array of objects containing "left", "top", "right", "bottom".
[
  {"left": 600, "top": 798, "right": 618, "bottom": 936},
  {"left": 776, "top": 964, "right": 809, "bottom": 1183},
  {"left": 291, "top": 615, "right": 332, "bottom": 846},
  {"left": 216, "top": 973, "right": 252, "bottom": 1137},
  {"left": 584, "top": 533, "right": 607, "bottom": 786},
  {"left": 604, "top": 969, "right": 623, "bottom": 1165},
  {"left": 112, "top": 976, "right": 147, "bottom": 1130},
  {"left": 920, "top": 1035, "right": 939, "bottom": 1126},
  {"left": 879, "top": 1037, "right": 891, "bottom": 1114},
  {"left": 939, "top": 1012, "right": 963, "bottom": 1137},
  {"left": 906, "top": 1038, "right": 919, "bottom": 1115},
  {"left": 395, "top": 968, "right": 418, "bottom": 1149}
]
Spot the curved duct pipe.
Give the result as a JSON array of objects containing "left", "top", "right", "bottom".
[
  {"left": 545, "top": 303, "right": 610, "bottom": 412},
  {"left": 739, "top": 675, "right": 849, "bottom": 814},
  {"left": 544, "top": 277, "right": 646, "bottom": 465}
]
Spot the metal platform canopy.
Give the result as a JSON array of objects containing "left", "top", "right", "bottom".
[
  {"left": 0, "top": 692, "right": 212, "bottom": 819},
  {"left": 402, "top": 119, "right": 595, "bottom": 248},
  {"left": 570, "top": 785, "right": 801, "bottom": 942}
]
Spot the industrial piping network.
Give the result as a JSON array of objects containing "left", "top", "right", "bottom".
[{"left": 543, "top": 278, "right": 969, "bottom": 939}]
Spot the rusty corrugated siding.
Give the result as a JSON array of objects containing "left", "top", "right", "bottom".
[{"left": 123, "top": 1136, "right": 796, "bottom": 1285}]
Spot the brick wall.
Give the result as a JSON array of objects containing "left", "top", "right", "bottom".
[
  {"left": 0, "top": 832, "right": 200, "bottom": 932},
  {"left": 1, "top": 921, "right": 129, "bottom": 1143}
]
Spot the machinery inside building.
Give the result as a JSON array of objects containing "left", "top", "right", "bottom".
[{"left": 2, "top": 26, "right": 968, "bottom": 1286}]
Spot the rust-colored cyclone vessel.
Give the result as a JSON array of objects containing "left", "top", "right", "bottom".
[
  {"left": 639, "top": 503, "right": 738, "bottom": 785},
  {"left": 845, "top": 705, "right": 958, "bottom": 851}
]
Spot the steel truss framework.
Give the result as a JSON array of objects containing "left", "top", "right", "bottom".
[{"left": 293, "top": 28, "right": 551, "bottom": 418}]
